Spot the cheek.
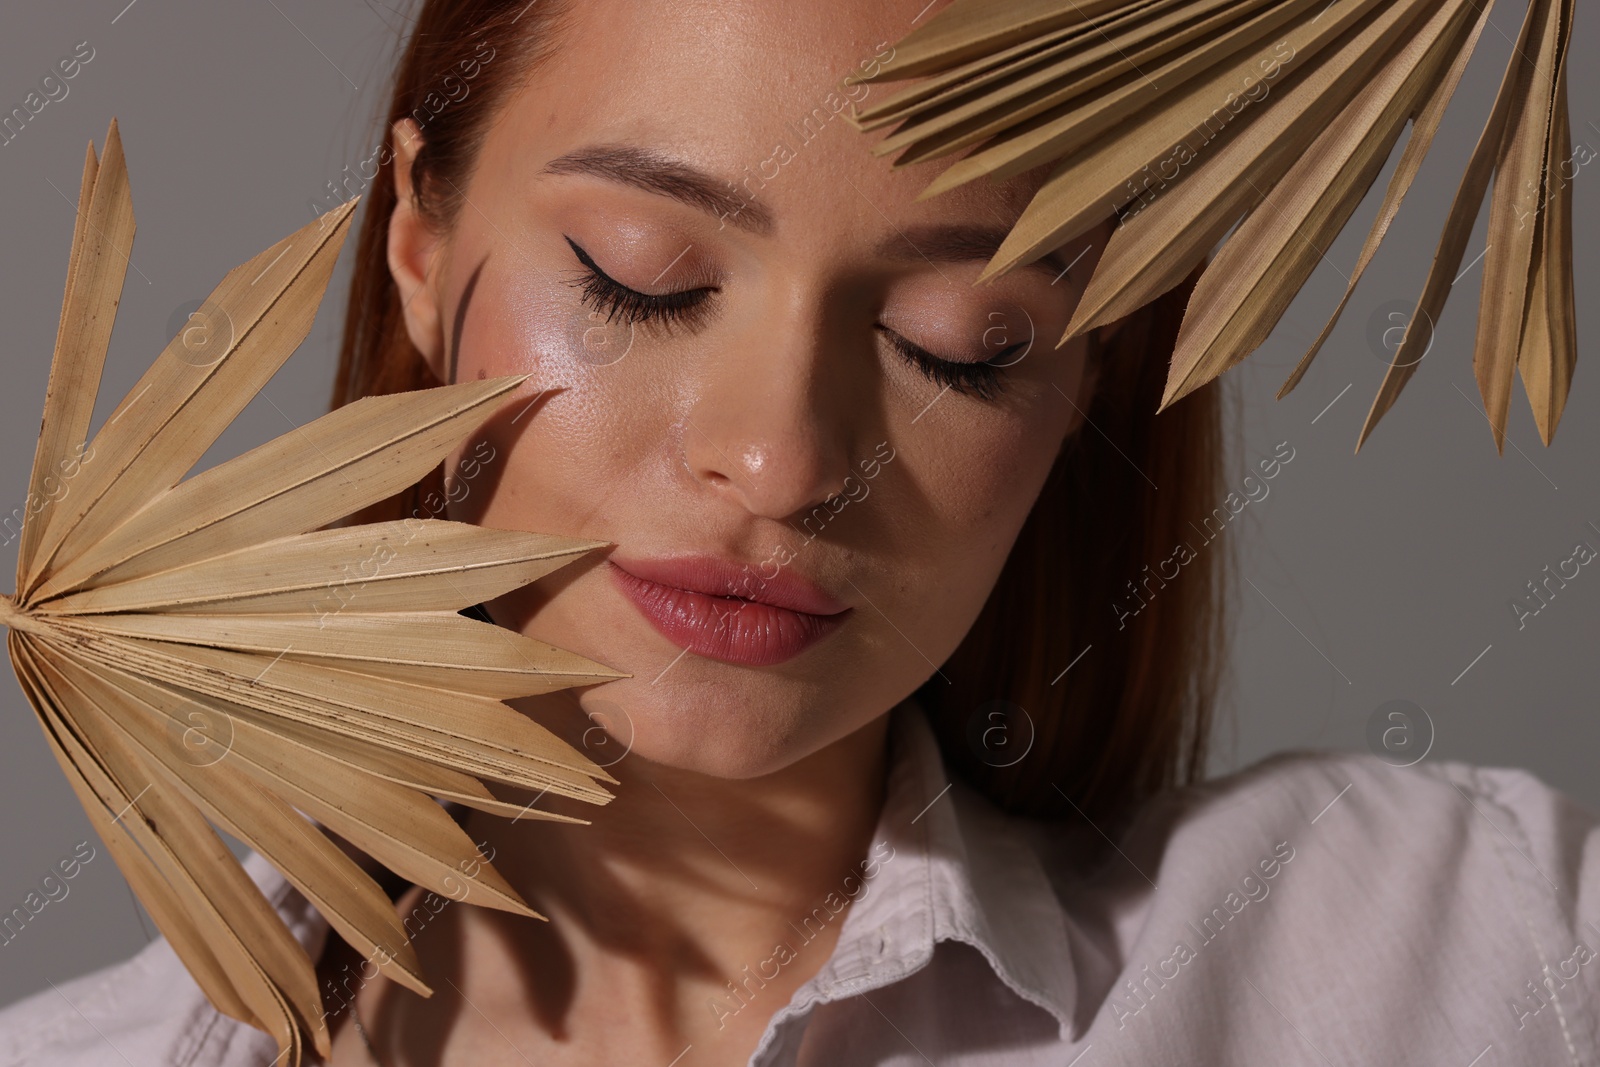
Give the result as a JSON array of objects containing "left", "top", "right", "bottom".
[
  {"left": 888, "top": 338, "right": 1087, "bottom": 615},
  {"left": 920, "top": 419, "right": 1036, "bottom": 526},
  {"left": 921, "top": 429, "right": 1042, "bottom": 609},
  {"left": 444, "top": 264, "right": 672, "bottom": 535},
  {"left": 459, "top": 258, "right": 630, "bottom": 388},
  {"left": 874, "top": 386, "right": 1073, "bottom": 672},
  {"left": 903, "top": 385, "right": 1073, "bottom": 552}
]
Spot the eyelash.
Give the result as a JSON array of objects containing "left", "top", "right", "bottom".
[
  {"left": 564, "top": 236, "right": 716, "bottom": 333},
  {"left": 562, "top": 236, "right": 1020, "bottom": 401},
  {"left": 877, "top": 328, "right": 1019, "bottom": 402}
]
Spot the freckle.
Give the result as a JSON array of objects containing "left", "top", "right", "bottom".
[{"left": 476, "top": 369, "right": 486, "bottom": 380}]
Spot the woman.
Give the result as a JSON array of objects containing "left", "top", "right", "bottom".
[{"left": 3, "top": 0, "right": 1595, "bottom": 1064}]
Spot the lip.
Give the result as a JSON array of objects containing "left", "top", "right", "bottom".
[{"left": 608, "top": 555, "right": 851, "bottom": 667}]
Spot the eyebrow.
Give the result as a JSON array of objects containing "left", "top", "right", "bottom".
[
  {"left": 542, "top": 144, "right": 776, "bottom": 235},
  {"left": 874, "top": 224, "right": 1072, "bottom": 282},
  {"left": 542, "top": 144, "right": 1071, "bottom": 281}
]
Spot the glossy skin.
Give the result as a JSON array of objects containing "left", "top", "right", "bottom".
[{"left": 340, "top": 0, "right": 1117, "bottom": 1062}]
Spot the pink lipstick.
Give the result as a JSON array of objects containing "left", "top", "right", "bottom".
[{"left": 608, "top": 556, "right": 850, "bottom": 667}]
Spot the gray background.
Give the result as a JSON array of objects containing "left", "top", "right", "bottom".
[{"left": 0, "top": 0, "right": 1594, "bottom": 1010}]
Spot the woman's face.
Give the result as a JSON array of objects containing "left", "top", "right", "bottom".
[{"left": 389, "top": 0, "right": 1110, "bottom": 780}]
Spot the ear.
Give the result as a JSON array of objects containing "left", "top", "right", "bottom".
[{"left": 387, "top": 118, "right": 448, "bottom": 381}]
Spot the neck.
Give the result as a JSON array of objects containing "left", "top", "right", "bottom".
[
  {"left": 481, "top": 709, "right": 891, "bottom": 934},
  {"left": 361, "top": 704, "right": 893, "bottom": 1063}
]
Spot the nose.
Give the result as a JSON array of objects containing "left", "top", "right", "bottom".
[{"left": 680, "top": 297, "right": 857, "bottom": 522}]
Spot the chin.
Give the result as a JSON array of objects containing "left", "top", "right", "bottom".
[{"left": 577, "top": 668, "right": 834, "bottom": 780}]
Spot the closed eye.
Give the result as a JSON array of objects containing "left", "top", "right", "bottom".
[
  {"left": 877, "top": 326, "right": 1021, "bottom": 401},
  {"left": 563, "top": 235, "right": 717, "bottom": 331}
]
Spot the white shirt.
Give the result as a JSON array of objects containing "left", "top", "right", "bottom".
[{"left": 3, "top": 701, "right": 1598, "bottom": 1066}]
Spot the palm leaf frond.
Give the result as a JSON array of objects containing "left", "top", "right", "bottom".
[
  {"left": 857, "top": 0, "right": 1579, "bottom": 449},
  {"left": 2, "top": 120, "right": 625, "bottom": 1065}
]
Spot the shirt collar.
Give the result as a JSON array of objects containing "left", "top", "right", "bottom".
[
  {"left": 240, "top": 699, "right": 1081, "bottom": 1044},
  {"left": 791, "top": 699, "right": 1079, "bottom": 1040}
]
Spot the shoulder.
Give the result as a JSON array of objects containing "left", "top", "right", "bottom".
[
  {"left": 1051, "top": 750, "right": 1600, "bottom": 1057},
  {"left": 0, "top": 851, "right": 320, "bottom": 1067},
  {"left": 0, "top": 938, "right": 274, "bottom": 1067},
  {"left": 1151, "top": 747, "right": 1597, "bottom": 873},
  {"left": 1117, "top": 748, "right": 1600, "bottom": 917}
]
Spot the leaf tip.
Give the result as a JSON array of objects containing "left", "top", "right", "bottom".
[
  {"left": 1157, "top": 375, "right": 1190, "bottom": 413},
  {"left": 1059, "top": 310, "right": 1093, "bottom": 350}
]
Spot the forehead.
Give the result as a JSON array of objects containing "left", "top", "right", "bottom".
[{"left": 488, "top": 0, "right": 1048, "bottom": 229}]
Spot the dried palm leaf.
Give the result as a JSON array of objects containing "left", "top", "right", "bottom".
[
  {"left": 855, "top": 0, "right": 1580, "bottom": 450},
  {"left": 2, "top": 120, "right": 625, "bottom": 1065}
]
